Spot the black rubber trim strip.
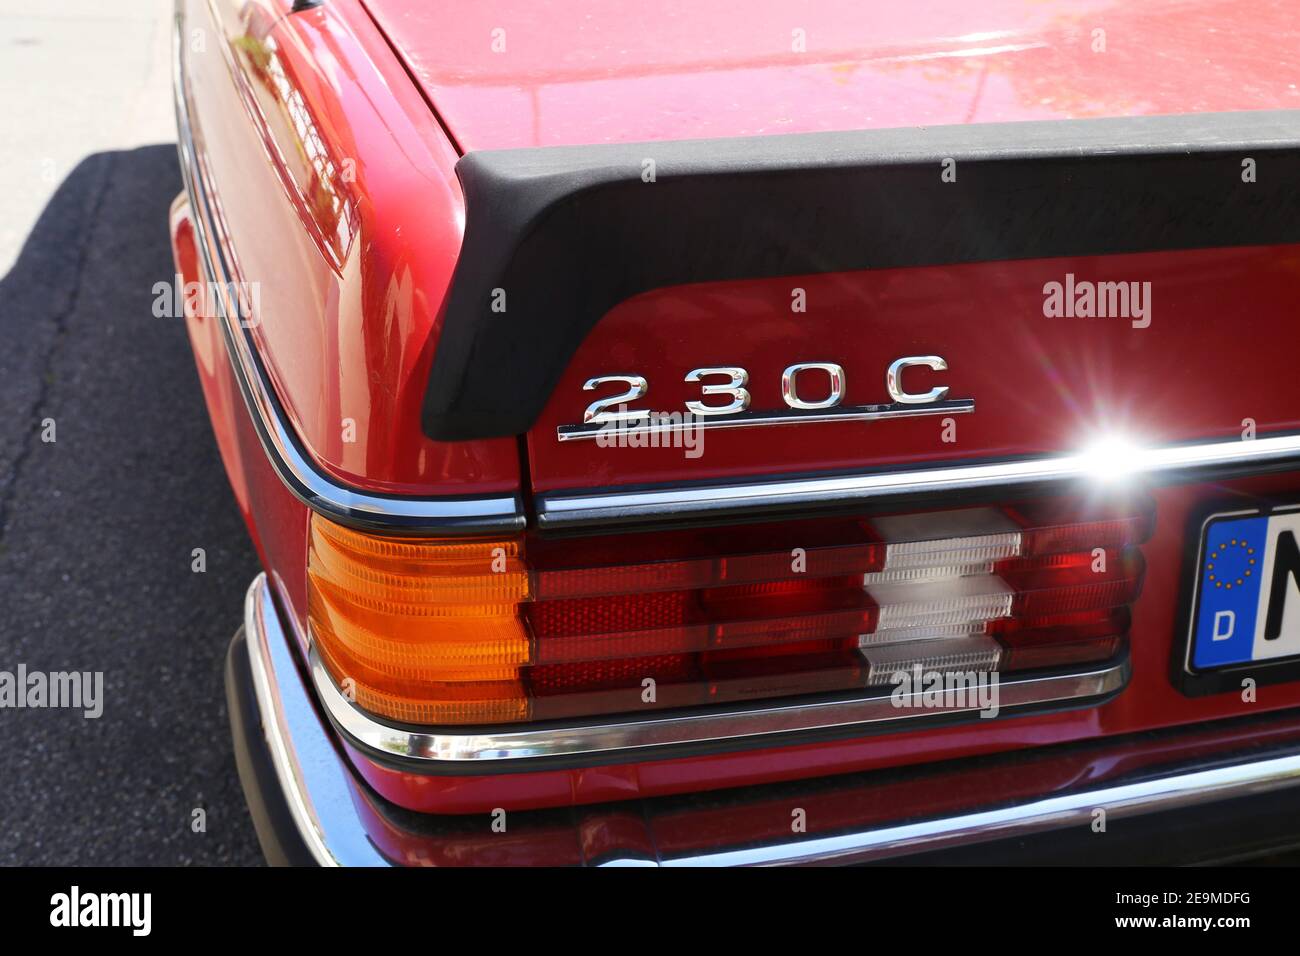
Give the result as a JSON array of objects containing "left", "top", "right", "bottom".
[
  {"left": 225, "top": 628, "right": 318, "bottom": 867},
  {"left": 423, "top": 109, "right": 1300, "bottom": 440}
]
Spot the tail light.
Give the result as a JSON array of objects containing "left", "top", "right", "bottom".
[{"left": 308, "top": 496, "right": 1151, "bottom": 725}]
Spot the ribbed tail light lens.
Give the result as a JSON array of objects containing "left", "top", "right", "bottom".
[{"left": 308, "top": 495, "right": 1151, "bottom": 725}]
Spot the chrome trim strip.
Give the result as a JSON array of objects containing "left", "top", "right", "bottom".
[
  {"left": 537, "top": 432, "right": 1300, "bottom": 529},
  {"left": 171, "top": 16, "right": 524, "bottom": 534},
  {"left": 243, "top": 573, "right": 388, "bottom": 867},
  {"left": 556, "top": 399, "right": 975, "bottom": 442},
  {"left": 310, "top": 643, "right": 1128, "bottom": 763},
  {"left": 644, "top": 750, "right": 1300, "bottom": 866}
]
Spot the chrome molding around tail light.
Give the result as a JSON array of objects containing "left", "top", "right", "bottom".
[
  {"left": 308, "top": 641, "right": 1128, "bottom": 764},
  {"left": 305, "top": 500, "right": 1144, "bottom": 732},
  {"left": 171, "top": 15, "right": 524, "bottom": 535}
]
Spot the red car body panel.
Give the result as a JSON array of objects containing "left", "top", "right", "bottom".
[
  {"left": 173, "top": 192, "right": 315, "bottom": 632},
  {"left": 360, "top": 0, "right": 1300, "bottom": 151},
  {"left": 528, "top": 245, "right": 1300, "bottom": 492},
  {"left": 185, "top": 0, "right": 518, "bottom": 496},
  {"left": 176, "top": 0, "right": 1300, "bottom": 827}
]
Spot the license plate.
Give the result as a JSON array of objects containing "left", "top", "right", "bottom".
[{"left": 1189, "top": 507, "right": 1300, "bottom": 671}]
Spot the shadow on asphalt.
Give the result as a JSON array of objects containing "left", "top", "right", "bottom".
[{"left": 0, "top": 145, "right": 263, "bottom": 864}]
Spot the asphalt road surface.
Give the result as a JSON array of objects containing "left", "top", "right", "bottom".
[{"left": 0, "top": 144, "right": 264, "bottom": 865}]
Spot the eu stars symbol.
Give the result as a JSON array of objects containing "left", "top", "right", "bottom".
[{"left": 1204, "top": 536, "right": 1258, "bottom": 592}]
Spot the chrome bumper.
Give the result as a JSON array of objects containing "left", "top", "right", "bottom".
[
  {"left": 233, "top": 574, "right": 389, "bottom": 866},
  {"left": 231, "top": 572, "right": 1300, "bottom": 866}
]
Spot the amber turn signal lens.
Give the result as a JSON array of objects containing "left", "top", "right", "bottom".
[{"left": 307, "top": 515, "right": 531, "bottom": 724}]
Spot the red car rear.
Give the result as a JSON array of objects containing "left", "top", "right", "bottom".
[{"left": 172, "top": 0, "right": 1300, "bottom": 864}]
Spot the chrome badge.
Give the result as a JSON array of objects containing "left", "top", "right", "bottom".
[{"left": 557, "top": 356, "right": 974, "bottom": 441}]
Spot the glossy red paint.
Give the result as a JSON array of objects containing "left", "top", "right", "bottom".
[
  {"left": 172, "top": 191, "right": 314, "bottom": 636},
  {"left": 361, "top": 0, "right": 1300, "bottom": 152},
  {"left": 182, "top": 0, "right": 519, "bottom": 496},
  {"left": 528, "top": 245, "right": 1300, "bottom": 491},
  {"left": 171, "top": 194, "right": 250, "bottom": 517},
  {"left": 347, "top": 772, "right": 591, "bottom": 866}
]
